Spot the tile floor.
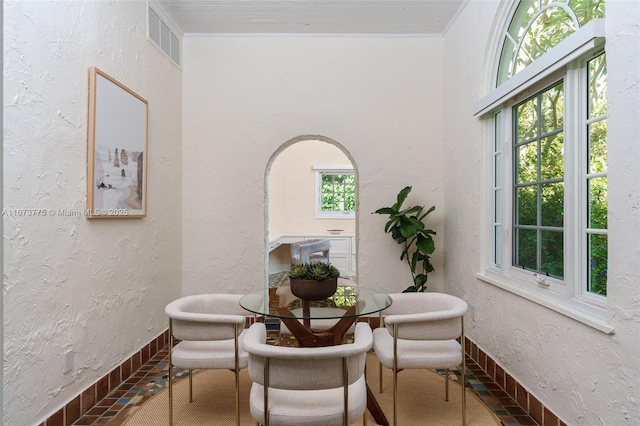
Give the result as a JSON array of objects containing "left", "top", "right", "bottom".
[{"left": 71, "top": 341, "right": 540, "bottom": 426}]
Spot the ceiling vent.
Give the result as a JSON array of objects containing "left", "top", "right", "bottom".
[{"left": 148, "top": 5, "right": 180, "bottom": 67}]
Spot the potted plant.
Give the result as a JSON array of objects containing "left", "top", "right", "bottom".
[
  {"left": 289, "top": 261, "right": 341, "bottom": 301},
  {"left": 373, "top": 186, "right": 436, "bottom": 292}
]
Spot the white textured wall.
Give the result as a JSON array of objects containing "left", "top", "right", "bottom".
[
  {"left": 269, "top": 139, "right": 355, "bottom": 236},
  {"left": 3, "top": 2, "right": 182, "bottom": 425},
  {"left": 182, "top": 36, "right": 445, "bottom": 295},
  {"left": 443, "top": 1, "right": 640, "bottom": 424}
]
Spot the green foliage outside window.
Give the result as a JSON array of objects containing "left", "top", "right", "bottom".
[
  {"left": 321, "top": 173, "right": 355, "bottom": 212},
  {"left": 498, "top": 0, "right": 605, "bottom": 84},
  {"left": 514, "top": 82, "right": 565, "bottom": 279}
]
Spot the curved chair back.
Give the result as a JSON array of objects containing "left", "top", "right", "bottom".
[
  {"left": 245, "top": 322, "right": 370, "bottom": 390},
  {"left": 166, "top": 293, "right": 247, "bottom": 341},
  {"left": 243, "top": 322, "right": 373, "bottom": 425},
  {"left": 383, "top": 292, "right": 468, "bottom": 341}
]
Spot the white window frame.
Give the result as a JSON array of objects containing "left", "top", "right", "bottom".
[
  {"left": 475, "top": 21, "right": 613, "bottom": 334},
  {"left": 313, "top": 165, "right": 355, "bottom": 219}
]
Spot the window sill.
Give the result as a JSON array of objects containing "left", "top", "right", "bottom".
[{"left": 476, "top": 271, "right": 614, "bottom": 334}]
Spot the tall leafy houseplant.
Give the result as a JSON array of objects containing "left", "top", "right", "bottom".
[{"left": 374, "top": 186, "right": 436, "bottom": 292}]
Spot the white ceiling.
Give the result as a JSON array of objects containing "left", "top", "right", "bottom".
[{"left": 154, "top": 0, "right": 466, "bottom": 35}]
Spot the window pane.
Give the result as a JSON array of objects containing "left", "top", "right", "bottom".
[
  {"left": 540, "top": 134, "right": 564, "bottom": 180},
  {"left": 494, "top": 225, "right": 502, "bottom": 267},
  {"left": 495, "top": 189, "right": 502, "bottom": 222},
  {"left": 540, "top": 82, "right": 564, "bottom": 134},
  {"left": 588, "top": 176, "right": 607, "bottom": 229},
  {"left": 541, "top": 182, "right": 564, "bottom": 227},
  {"left": 588, "top": 120, "right": 607, "bottom": 174},
  {"left": 516, "top": 9, "right": 576, "bottom": 74},
  {"left": 516, "top": 98, "right": 538, "bottom": 141},
  {"left": 517, "top": 142, "right": 538, "bottom": 183},
  {"left": 588, "top": 54, "right": 607, "bottom": 117},
  {"left": 320, "top": 173, "right": 355, "bottom": 212},
  {"left": 541, "top": 230, "right": 564, "bottom": 278},
  {"left": 515, "top": 228, "right": 537, "bottom": 270},
  {"left": 571, "top": 0, "right": 606, "bottom": 26},
  {"left": 494, "top": 111, "right": 502, "bottom": 151},
  {"left": 516, "top": 185, "right": 537, "bottom": 226},
  {"left": 588, "top": 233, "right": 607, "bottom": 296}
]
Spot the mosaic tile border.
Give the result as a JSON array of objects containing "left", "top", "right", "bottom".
[
  {"left": 39, "top": 331, "right": 170, "bottom": 426},
  {"left": 465, "top": 338, "right": 567, "bottom": 426}
]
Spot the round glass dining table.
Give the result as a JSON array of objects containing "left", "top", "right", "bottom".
[
  {"left": 240, "top": 283, "right": 392, "bottom": 324},
  {"left": 240, "top": 283, "right": 392, "bottom": 347}
]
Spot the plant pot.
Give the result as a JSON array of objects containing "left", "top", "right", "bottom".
[{"left": 289, "top": 277, "right": 338, "bottom": 301}]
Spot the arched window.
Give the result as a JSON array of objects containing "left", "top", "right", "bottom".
[
  {"left": 496, "top": 0, "right": 605, "bottom": 85},
  {"left": 475, "top": 0, "right": 609, "bottom": 331}
]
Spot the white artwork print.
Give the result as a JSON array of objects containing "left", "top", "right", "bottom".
[{"left": 89, "top": 68, "right": 147, "bottom": 218}]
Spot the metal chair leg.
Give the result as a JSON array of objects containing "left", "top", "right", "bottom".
[
  {"left": 461, "top": 319, "right": 467, "bottom": 426},
  {"left": 393, "top": 324, "right": 398, "bottom": 426},
  {"left": 168, "top": 321, "right": 173, "bottom": 426},
  {"left": 235, "top": 327, "right": 240, "bottom": 426},
  {"left": 445, "top": 368, "right": 450, "bottom": 401},
  {"left": 379, "top": 360, "right": 384, "bottom": 393},
  {"left": 189, "top": 369, "right": 193, "bottom": 403}
]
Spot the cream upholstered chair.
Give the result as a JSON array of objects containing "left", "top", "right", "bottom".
[
  {"left": 165, "top": 294, "right": 249, "bottom": 426},
  {"left": 291, "top": 239, "right": 331, "bottom": 265},
  {"left": 373, "top": 292, "right": 468, "bottom": 426},
  {"left": 243, "top": 322, "right": 372, "bottom": 426}
]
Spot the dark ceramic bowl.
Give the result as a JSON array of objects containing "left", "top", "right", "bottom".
[{"left": 289, "top": 278, "right": 338, "bottom": 301}]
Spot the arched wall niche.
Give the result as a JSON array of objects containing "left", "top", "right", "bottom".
[{"left": 264, "top": 135, "right": 359, "bottom": 290}]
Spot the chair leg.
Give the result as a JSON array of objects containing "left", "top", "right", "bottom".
[
  {"left": 235, "top": 325, "right": 241, "bottom": 426},
  {"left": 393, "top": 326, "right": 398, "bottom": 426},
  {"left": 168, "top": 321, "right": 173, "bottom": 426},
  {"left": 461, "top": 319, "right": 467, "bottom": 426},
  {"left": 379, "top": 360, "right": 383, "bottom": 393},
  {"left": 445, "top": 368, "right": 450, "bottom": 401},
  {"left": 235, "top": 368, "right": 240, "bottom": 426},
  {"left": 393, "top": 364, "right": 398, "bottom": 426},
  {"left": 189, "top": 369, "right": 193, "bottom": 403}
]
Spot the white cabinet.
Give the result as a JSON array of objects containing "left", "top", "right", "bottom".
[{"left": 315, "top": 237, "right": 350, "bottom": 276}]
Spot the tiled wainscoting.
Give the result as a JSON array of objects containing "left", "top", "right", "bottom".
[
  {"left": 39, "top": 331, "right": 170, "bottom": 426},
  {"left": 464, "top": 338, "right": 567, "bottom": 426}
]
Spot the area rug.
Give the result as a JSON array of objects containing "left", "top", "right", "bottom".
[{"left": 122, "top": 354, "right": 500, "bottom": 425}]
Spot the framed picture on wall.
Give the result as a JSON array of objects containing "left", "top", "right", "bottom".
[{"left": 87, "top": 67, "right": 148, "bottom": 218}]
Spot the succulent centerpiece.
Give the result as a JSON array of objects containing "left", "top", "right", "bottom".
[{"left": 288, "top": 261, "right": 340, "bottom": 301}]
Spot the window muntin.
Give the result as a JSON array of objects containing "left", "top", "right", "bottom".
[
  {"left": 497, "top": 0, "right": 605, "bottom": 85},
  {"left": 314, "top": 166, "right": 355, "bottom": 218}
]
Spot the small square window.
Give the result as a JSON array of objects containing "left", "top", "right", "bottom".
[{"left": 313, "top": 166, "right": 355, "bottom": 219}]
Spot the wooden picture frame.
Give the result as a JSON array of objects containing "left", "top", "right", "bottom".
[{"left": 87, "top": 67, "right": 148, "bottom": 218}]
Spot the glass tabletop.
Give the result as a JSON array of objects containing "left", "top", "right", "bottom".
[{"left": 239, "top": 284, "right": 392, "bottom": 320}]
